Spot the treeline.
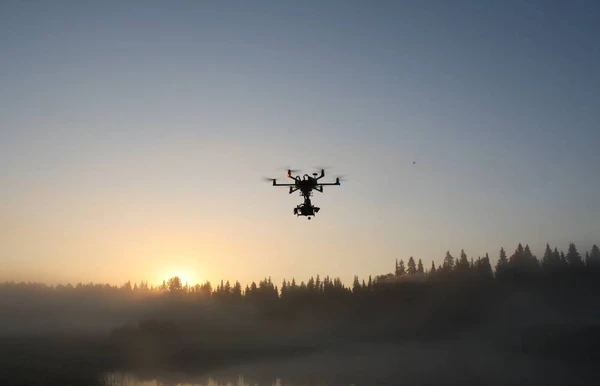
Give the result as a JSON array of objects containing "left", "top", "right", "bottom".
[{"left": 2, "top": 242, "right": 599, "bottom": 303}]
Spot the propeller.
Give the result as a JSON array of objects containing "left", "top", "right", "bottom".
[
  {"left": 261, "top": 176, "right": 277, "bottom": 182},
  {"left": 278, "top": 166, "right": 300, "bottom": 173},
  {"left": 313, "top": 165, "right": 333, "bottom": 172},
  {"left": 335, "top": 175, "right": 348, "bottom": 183}
]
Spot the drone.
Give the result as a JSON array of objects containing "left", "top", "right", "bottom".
[{"left": 264, "top": 168, "right": 342, "bottom": 219}]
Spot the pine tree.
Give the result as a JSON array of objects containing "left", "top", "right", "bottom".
[
  {"left": 496, "top": 247, "right": 508, "bottom": 277},
  {"left": 542, "top": 243, "right": 553, "bottom": 270},
  {"left": 307, "top": 276, "right": 315, "bottom": 292},
  {"left": 566, "top": 242, "right": 584, "bottom": 267},
  {"left": 456, "top": 249, "right": 469, "bottom": 272},
  {"left": 588, "top": 244, "right": 600, "bottom": 269},
  {"left": 552, "top": 247, "right": 560, "bottom": 262},
  {"left": 417, "top": 259, "right": 424, "bottom": 274},
  {"left": 443, "top": 251, "right": 454, "bottom": 272},
  {"left": 232, "top": 281, "right": 242, "bottom": 299},
  {"left": 524, "top": 244, "right": 540, "bottom": 272},
  {"left": 352, "top": 275, "right": 361, "bottom": 293},
  {"left": 407, "top": 257, "right": 417, "bottom": 275},
  {"left": 397, "top": 259, "right": 406, "bottom": 276},
  {"left": 480, "top": 253, "right": 494, "bottom": 279},
  {"left": 510, "top": 243, "right": 525, "bottom": 264},
  {"left": 523, "top": 244, "right": 533, "bottom": 259},
  {"left": 585, "top": 251, "right": 590, "bottom": 266},
  {"left": 430, "top": 261, "right": 436, "bottom": 274}
]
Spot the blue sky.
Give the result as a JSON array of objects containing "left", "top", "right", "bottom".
[{"left": 1, "top": 0, "right": 599, "bottom": 286}]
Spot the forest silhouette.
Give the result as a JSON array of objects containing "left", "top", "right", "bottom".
[{"left": 2, "top": 241, "right": 600, "bottom": 385}]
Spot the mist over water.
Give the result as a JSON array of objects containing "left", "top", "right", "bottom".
[
  {"left": 104, "top": 339, "right": 595, "bottom": 386},
  {"left": 2, "top": 244, "right": 600, "bottom": 385}
]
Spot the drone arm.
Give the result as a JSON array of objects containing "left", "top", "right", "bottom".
[
  {"left": 316, "top": 180, "right": 340, "bottom": 186},
  {"left": 316, "top": 169, "right": 325, "bottom": 180}
]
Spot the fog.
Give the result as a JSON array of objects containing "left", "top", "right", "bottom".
[{"left": 2, "top": 251, "right": 600, "bottom": 385}]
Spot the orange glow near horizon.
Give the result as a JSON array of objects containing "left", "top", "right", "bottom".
[{"left": 159, "top": 269, "right": 197, "bottom": 286}]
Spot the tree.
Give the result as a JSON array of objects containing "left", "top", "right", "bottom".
[
  {"left": 456, "top": 249, "right": 469, "bottom": 273},
  {"left": 542, "top": 243, "right": 555, "bottom": 270},
  {"left": 566, "top": 242, "right": 584, "bottom": 267},
  {"left": 417, "top": 259, "right": 424, "bottom": 274},
  {"left": 407, "top": 257, "right": 417, "bottom": 275},
  {"left": 479, "top": 253, "right": 494, "bottom": 279},
  {"left": 588, "top": 244, "right": 600, "bottom": 270},
  {"left": 552, "top": 247, "right": 560, "bottom": 262},
  {"left": 232, "top": 281, "right": 242, "bottom": 299},
  {"left": 352, "top": 275, "right": 361, "bottom": 294},
  {"left": 507, "top": 243, "right": 539, "bottom": 276},
  {"left": 280, "top": 279, "right": 288, "bottom": 298},
  {"left": 495, "top": 247, "right": 508, "bottom": 277},
  {"left": 139, "top": 281, "right": 149, "bottom": 291},
  {"left": 443, "top": 251, "right": 454, "bottom": 272},
  {"left": 307, "top": 276, "right": 315, "bottom": 293},
  {"left": 430, "top": 261, "right": 436, "bottom": 274},
  {"left": 509, "top": 243, "right": 525, "bottom": 264},
  {"left": 200, "top": 281, "right": 212, "bottom": 297},
  {"left": 397, "top": 260, "right": 406, "bottom": 276},
  {"left": 523, "top": 244, "right": 534, "bottom": 260},
  {"left": 167, "top": 276, "right": 182, "bottom": 293},
  {"left": 585, "top": 251, "right": 590, "bottom": 265},
  {"left": 523, "top": 244, "right": 540, "bottom": 272}
]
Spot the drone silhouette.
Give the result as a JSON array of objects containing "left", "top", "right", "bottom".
[{"left": 264, "top": 168, "right": 342, "bottom": 220}]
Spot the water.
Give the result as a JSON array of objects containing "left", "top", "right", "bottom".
[
  {"left": 104, "top": 373, "right": 282, "bottom": 386},
  {"left": 101, "top": 340, "right": 598, "bottom": 386},
  {"left": 103, "top": 373, "right": 343, "bottom": 386}
]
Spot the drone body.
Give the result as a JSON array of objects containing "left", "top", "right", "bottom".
[{"left": 265, "top": 168, "right": 342, "bottom": 219}]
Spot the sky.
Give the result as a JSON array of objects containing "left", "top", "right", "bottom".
[{"left": 1, "top": 0, "right": 599, "bottom": 287}]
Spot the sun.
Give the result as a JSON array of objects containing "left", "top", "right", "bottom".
[{"left": 163, "top": 270, "right": 196, "bottom": 286}]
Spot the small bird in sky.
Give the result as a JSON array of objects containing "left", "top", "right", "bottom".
[{"left": 413, "top": 161, "right": 416, "bottom": 164}]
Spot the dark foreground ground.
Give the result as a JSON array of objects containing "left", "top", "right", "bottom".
[{"left": 2, "top": 325, "right": 600, "bottom": 386}]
